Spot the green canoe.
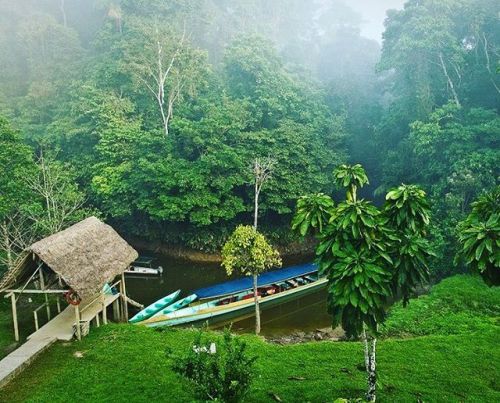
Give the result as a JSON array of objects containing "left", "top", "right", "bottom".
[
  {"left": 151, "top": 294, "right": 198, "bottom": 318},
  {"left": 129, "top": 289, "right": 181, "bottom": 323}
]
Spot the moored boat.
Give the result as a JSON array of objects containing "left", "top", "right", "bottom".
[
  {"left": 128, "top": 289, "right": 181, "bottom": 323},
  {"left": 125, "top": 256, "right": 163, "bottom": 276},
  {"left": 142, "top": 263, "right": 326, "bottom": 328}
]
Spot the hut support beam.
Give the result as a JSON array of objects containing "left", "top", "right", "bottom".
[
  {"left": 10, "top": 293, "right": 19, "bottom": 342},
  {"left": 120, "top": 274, "right": 128, "bottom": 321},
  {"left": 112, "top": 299, "right": 120, "bottom": 321},
  {"left": 101, "top": 294, "right": 108, "bottom": 325},
  {"left": 75, "top": 305, "right": 81, "bottom": 341},
  {"left": 39, "top": 267, "right": 51, "bottom": 321}
]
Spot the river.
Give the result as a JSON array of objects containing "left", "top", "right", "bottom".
[{"left": 125, "top": 254, "right": 331, "bottom": 336}]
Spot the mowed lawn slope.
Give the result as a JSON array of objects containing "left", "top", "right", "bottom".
[{"left": 0, "top": 275, "right": 498, "bottom": 402}]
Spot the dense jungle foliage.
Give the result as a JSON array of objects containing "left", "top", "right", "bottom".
[{"left": 0, "top": 0, "right": 498, "bottom": 278}]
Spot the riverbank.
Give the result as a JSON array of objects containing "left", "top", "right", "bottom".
[
  {"left": 0, "top": 275, "right": 498, "bottom": 401},
  {"left": 128, "top": 236, "right": 316, "bottom": 263}
]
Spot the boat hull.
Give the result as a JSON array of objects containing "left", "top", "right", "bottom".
[{"left": 144, "top": 277, "right": 328, "bottom": 328}]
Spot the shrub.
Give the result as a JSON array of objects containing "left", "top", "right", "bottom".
[{"left": 172, "top": 328, "right": 257, "bottom": 402}]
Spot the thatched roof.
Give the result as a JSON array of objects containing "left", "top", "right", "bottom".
[{"left": 0, "top": 217, "right": 138, "bottom": 299}]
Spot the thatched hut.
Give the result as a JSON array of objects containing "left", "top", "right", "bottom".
[{"left": 0, "top": 217, "right": 138, "bottom": 341}]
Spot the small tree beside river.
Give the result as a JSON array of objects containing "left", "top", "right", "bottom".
[{"left": 221, "top": 225, "right": 281, "bottom": 335}]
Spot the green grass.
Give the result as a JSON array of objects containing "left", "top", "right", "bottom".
[
  {"left": 381, "top": 275, "right": 500, "bottom": 337},
  {"left": 0, "top": 275, "right": 498, "bottom": 402},
  {"left": 0, "top": 325, "right": 498, "bottom": 402}
]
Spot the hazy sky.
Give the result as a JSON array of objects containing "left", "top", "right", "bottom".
[{"left": 347, "top": 0, "right": 406, "bottom": 42}]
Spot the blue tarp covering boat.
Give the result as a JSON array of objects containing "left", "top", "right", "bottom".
[{"left": 193, "top": 263, "right": 318, "bottom": 300}]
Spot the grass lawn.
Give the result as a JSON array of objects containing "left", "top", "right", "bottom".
[{"left": 0, "top": 275, "right": 498, "bottom": 402}]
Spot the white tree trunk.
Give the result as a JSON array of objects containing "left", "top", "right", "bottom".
[
  {"left": 363, "top": 328, "right": 377, "bottom": 402},
  {"left": 254, "top": 185, "right": 259, "bottom": 230},
  {"left": 253, "top": 273, "right": 261, "bottom": 335},
  {"left": 438, "top": 52, "right": 461, "bottom": 107}
]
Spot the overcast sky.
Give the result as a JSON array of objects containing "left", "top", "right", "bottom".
[{"left": 347, "top": 0, "right": 406, "bottom": 42}]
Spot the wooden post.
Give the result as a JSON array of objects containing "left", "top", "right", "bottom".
[
  {"left": 56, "top": 298, "right": 61, "bottom": 313},
  {"left": 39, "top": 267, "right": 51, "bottom": 321},
  {"left": 113, "top": 299, "right": 120, "bottom": 322},
  {"left": 34, "top": 311, "right": 39, "bottom": 331},
  {"left": 101, "top": 294, "right": 108, "bottom": 325},
  {"left": 95, "top": 312, "right": 100, "bottom": 328},
  {"left": 10, "top": 293, "right": 19, "bottom": 342},
  {"left": 121, "top": 273, "right": 128, "bottom": 321},
  {"left": 75, "top": 305, "right": 81, "bottom": 341}
]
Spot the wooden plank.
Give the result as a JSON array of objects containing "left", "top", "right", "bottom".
[{"left": 3, "top": 289, "right": 68, "bottom": 297}]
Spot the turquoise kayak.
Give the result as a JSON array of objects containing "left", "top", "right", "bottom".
[
  {"left": 151, "top": 294, "right": 198, "bottom": 318},
  {"left": 129, "top": 290, "right": 181, "bottom": 323}
]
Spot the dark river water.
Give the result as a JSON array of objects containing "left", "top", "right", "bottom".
[{"left": 126, "top": 254, "right": 331, "bottom": 336}]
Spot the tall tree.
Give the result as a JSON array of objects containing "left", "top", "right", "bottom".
[
  {"left": 293, "top": 164, "right": 432, "bottom": 402},
  {"left": 252, "top": 157, "right": 276, "bottom": 229},
  {"left": 0, "top": 117, "right": 35, "bottom": 272},
  {"left": 121, "top": 18, "right": 207, "bottom": 136}
]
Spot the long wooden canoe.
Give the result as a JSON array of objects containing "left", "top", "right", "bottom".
[{"left": 142, "top": 277, "right": 327, "bottom": 328}]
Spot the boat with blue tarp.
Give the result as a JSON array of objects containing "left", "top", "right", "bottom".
[{"left": 140, "top": 263, "right": 326, "bottom": 328}]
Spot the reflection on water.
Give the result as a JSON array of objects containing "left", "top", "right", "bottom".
[{"left": 126, "top": 253, "right": 331, "bottom": 336}]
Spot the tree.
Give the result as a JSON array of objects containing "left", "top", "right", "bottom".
[
  {"left": 221, "top": 225, "right": 281, "bottom": 335},
  {"left": 292, "top": 164, "right": 432, "bottom": 402},
  {"left": 121, "top": 18, "right": 207, "bottom": 136},
  {"left": 0, "top": 116, "right": 35, "bottom": 272},
  {"left": 26, "top": 152, "right": 89, "bottom": 235},
  {"left": 456, "top": 186, "right": 499, "bottom": 286},
  {"left": 252, "top": 157, "right": 275, "bottom": 229}
]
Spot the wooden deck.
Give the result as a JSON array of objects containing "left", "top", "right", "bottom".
[{"left": 0, "top": 293, "right": 120, "bottom": 389}]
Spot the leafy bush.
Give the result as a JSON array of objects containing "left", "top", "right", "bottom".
[
  {"left": 172, "top": 329, "right": 257, "bottom": 402},
  {"left": 381, "top": 275, "right": 500, "bottom": 338}
]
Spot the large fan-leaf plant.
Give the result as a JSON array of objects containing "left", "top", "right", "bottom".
[{"left": 456, "top": 186, "right": 500, "bottom": 286}]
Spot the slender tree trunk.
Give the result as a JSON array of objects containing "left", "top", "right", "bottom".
[
  {"left": 254, "top": 186, "right": 259, "bottom": 230},
  {"left": 60, "top": 0, "right": 67, "bottom": 28},
  {"left": 481, "top": 32, "right": 500, "bottom": 95},
  {"left": 253, "top": 273, "right": 261, "bottom": 334},
  {"left": 438, "top": 52, "right": 461, "bottom": 107},
  {"left": 363, "top": 327, "right": 377, "bottom": 402},
  {"left": 1, "top": 221, "right": 13, "bottom": 270}
]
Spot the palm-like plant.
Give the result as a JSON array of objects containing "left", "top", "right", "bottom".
[
  {"left": 333, "top": 164, "right": 369, "bottom": 202},
  {"left": 457, "top": 186, "right": 499, "bottom": 286},
  {"left": 384, "top": 184, "right": 433, "bottom": 304},
  {"left": 291, "top": 193, "right": 335, "bottom": 237},
  {"left": 385, "top": 184, "right": 430, "bottom": 234},
  {"left": 292, "top": 164, "right": 433, "bottom": 402}
]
